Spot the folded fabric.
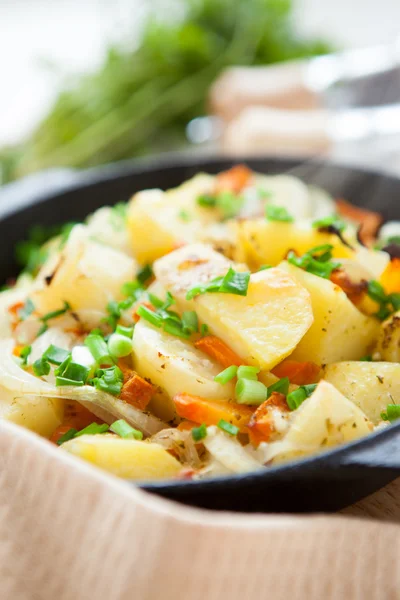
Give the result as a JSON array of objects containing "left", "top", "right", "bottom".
[{"left": 0, "top": 420, "right": 399, "bottom": 600}]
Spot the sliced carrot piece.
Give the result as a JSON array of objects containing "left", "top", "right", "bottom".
[
  {"left": 215, "top": 164, "right": 253, "bottom": 194},
  {"left": 173, "top": 393, "right": 254, "bottom": 432},
  {"left": 336, "top": 198, "right": 382, "bottom": 245},
  {"left": 380, "top": 258, "right": 400, "bottom": 295},
  {"left": 194, "top": 335, "right": 243, "bottom": 369},
  {"left": 50, "top": 401, "right": 105, "bottom": 444},
  {"left": 120, "top": 371, "right": 154, "bottom": 410},
  {"left": 177, "top": 419, "right": 197, "bottom": 431},
  {"left": 271, "top": 360, "right": 321, "bottom": 385},
  {"left": 247, "top": 392, "right": 289, "bottom": 446}
]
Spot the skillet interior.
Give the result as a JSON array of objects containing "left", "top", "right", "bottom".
[{"left": 2, "top": 154, "right": 400, "bottom": 512}]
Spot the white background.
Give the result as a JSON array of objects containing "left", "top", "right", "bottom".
[{"left": 0, "top": 0, "right": 399, "bottom": 145}]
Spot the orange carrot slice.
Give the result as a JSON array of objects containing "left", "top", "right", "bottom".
[
  {"left": 120, "top": 372, "right": 154, "bottom": 411},
  {"left": 215, "top": 164, "right": 252, "bottom": 194},
  {"left": 194, "top": 335, "right": 243, "bottom": 369},
  {"left": 380, "top": 258, "right": 400, "bottom": 295},
  {"left": 173, "top": 393, "right": 254, "bottom": 432},
  {"left": 247, "top": 392, "right": 289, "bottom": 446},
  {"left": 271, "top": 360, "right": 321, "bottom": 385}
]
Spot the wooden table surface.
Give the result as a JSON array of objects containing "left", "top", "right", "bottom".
[{"left": 343, "top": 478, "right": 400, "bottom": 521}]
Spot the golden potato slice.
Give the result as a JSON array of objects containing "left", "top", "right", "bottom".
[
  {"left": 279, "top": 261, "right": 379, "bottom": 364},
  {"left": 265, "top": 380, "right": 373, "bottom": 464},
  {"left": 324, "top": 361, "right": 400, "bottom": 424},
  {"left": 32, "top": 225, "right": 136, "bottom": 314},
  {"left": 62, "top": 434, "right": 182, "bottom": 479},
  {"left": 234, "top": 219, "right": 353, "bottom": 270},
  {"left": 154, "top": 244, "right": 313, "bottom": 370}
]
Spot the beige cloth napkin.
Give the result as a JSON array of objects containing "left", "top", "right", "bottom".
[{"left": 1, "top": 419, "right": 400, "bottom": 600}]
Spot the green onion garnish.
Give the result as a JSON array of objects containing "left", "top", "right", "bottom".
[
  {"left": 182, "top": 311, "right": 199, "bottom": 334},
  {"left": 56, "top": 428, "right": 78, "bottom": 445},
  {"left": 367, "top": 280, "right": 387, "bottom": 304},
  {"left": 217, "top": 191, "right": 242, "bottom": 219},
  {"left": 20, "top": 345, "right": 31, "bottom": 366},
  {"left": 217, "top": 419, "right": 239, "bottom": 436},
  {"left": 197, "top": 194, "right": 217, "bottom": 208},
  {"left": 41, "top": 301, "right": 70, "bottom": 322},
  {"left": 136, "top": 264, "right": 153, "bottom": 286},
  {"left": 92, "top": 366, "right": 124, "bottom": 396},
  {"left": 286, "top": 383, "right": 317, "bottom": 411},
  {"left": 115, "top": 324, "right": 134, "bottom": 338},
  {"left": 287, "top": 244, "right": 341, "bottom": 280},
  {"left": 136, "top": 305, "right": 163, "bottom": 328},
  {"left": 74, "top": 423, "right": 110, "bottom": 437},
  {"left": 55, "top": 361, "right": 89, "bottom": 387},
  {"left": 214, "top": 365, "right": 238, "bottom": 384},
  {"left": 107, "top": 333, "right": 133, "bottom": 358},
  {"left": 85, "top": 334, "right": 114, "bottom": 365},
  {"left": 163, "top": 319, "right": 190, "bottom": 339},
  {"left": 360, "top": 355, "right": 372, "bottom": 362},
  {"left": 192, "top": 423, "right": 207, "bottom": 441},
  {"left": 366, "top": 281, "right": 400, "bottom": 320},
  {"left": 186, "top": 267, "right": 250, "bottom": 300},
  {"left": 266, "top": 377, "right": 290, "bottom": 398},
  {"left": 381, "top": 404, "right": 400, "bottom": 422},
  {"left": 18, "top": 298, "right": 35, "bottom": 320},
  {"left": 43, "top": 345, "right": 70, "bottom": 365},
  {"left": 236, "top": 365, "right": 260, "bottom": 381},
  {"left": 235, "top": 378, "right": 267, "bottom": 405},
  {"left": 265, "top": 204, "right": 294, "bottom": 223},
  {"left": 110, "top": 419, "right": 143, "bottom": 440},
  {"left": 201, "top": 324, "right": 209, "bottom": 336},
  {"left": 258, "top": 264, "right": 272, "bottom": 271},
  {"left": 312, "top": 214, "right": 346, "bottom": 232},
  {"left": 33, "top": 357, "right": 50, "bottom": 377},
  {"left": 178, "top": 209, "right": 191, "bottom": 221}
]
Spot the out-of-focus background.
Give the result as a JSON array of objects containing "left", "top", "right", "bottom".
[{"left": 1, "top": 0, "right": 400, "bottom": 184}]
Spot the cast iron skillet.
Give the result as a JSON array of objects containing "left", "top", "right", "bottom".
[{"left": 2, "top": 154, "right": 400, "bottom": 513}]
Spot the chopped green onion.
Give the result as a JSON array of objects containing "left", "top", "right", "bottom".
[
  {"left": 360, "top": 355, "right": 372, "bottom": 361},
  {"left": 43, "top": 345, "right": 70, "bottom": 365},
  {"left": 266, "top": 377, "right": 290, "bottom": 397},
  {"left": 214, "top": 365, "right": 238, "bottom": 384},
  {"left": 286, "top": 383, "right": 317, "bottom": 410},
  {"left": 121, "top": 280, "right": 143, "bottom": 298},
  {"left": 92, "top": 366, "right": 124, "bottom": 396},
  {"left": 182, "top": 311, "right": 198, "bottom": 334},
  {"left": 389, "top": 293, "right": 400, "bottom": 312},
  {"left": 107, "top": 333, "right": 133, "bottom": 358},
  {"left": 312, "top": 214, "right": 346, "bottom": 232},
  {"left": 18, "top": 298, "right": 35, "bottom": 320},
  {"left": 219, "top": 267, "right": 250, "bottom": 296},
  {"left": 41, "top": 301, "right": 70, "bottom": 322},
  {"left": 367, "top": 280, "right": 387, "bottom": 304},
  {"left": 265, "top": 204, "right": 294, "bottom": 223},
  {"left": 110, "top": 419, "right": 143, "bottom": 440},
  {"left": 56, "top": 428, "right": 78, "bottom": 445},
  {"left": 136, "top": 305, "right": 163, "bottom": 327},
  {"left": 85, "top": 334, "right": 114, "bottom": 365},
  {"left": 258, "top": 264, "right": 272, "bottom": 271},
  {"left": 192, "top": 423, "right": 207, "bottom": 441},
  {"left": 186, "top": 268, "right": 250, "bottom": 300},
  {"left": 33, "top": 357, "right": 50, "bottom": 377},
  {"left": 235, "top": 378, "right": 267, "bottom": 405},
  {"left": 381, "top": 404, "right": 400, "bottom": 423},
  {"left": 236, "top": 365, "right": 260, "bottom": 381},
  {"left": 258, "top": 188, "right": 272, "bottom": 198},
  {"left": 74, "top": 423, "right": 110, "bottom": 437},
  {"left": 20, "top": 345, "right": 31, "bottom": 366},
  {"left": 217, "top": 191, "right": 242, "bottom": 219},
  {"left": 163, "top": 319, "right": 190, "bottom": 339},
  {"left": 178, "top": 209, "right": 191, "bottom": 221},
  {"left": 287, "top": 244, "right": 340, "bottom": 280},
  {"left": 375, "top": 306, "right": 391, "bottom": 321},
  {"left": 55, "top": 361, "right": 89, "bottom": 387},
  {"left": 217, "top": 419, "right": 239, "bottom": 436},
  {"left": 37, "top": 323, "right": 48, "bottom": 337},
  {"left": 200, "top": 324, "right": 209, "bottom": 336},
  {"left": 115, "top": 324, "right": 134, "bottom": 338},
  {"left": 197, "top": 194, "right": 217, "bottom": 207},
  {"left": 137, "top": 264, "right": 153, "bottom": 286}
]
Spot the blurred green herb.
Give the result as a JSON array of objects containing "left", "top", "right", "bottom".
[{"left": 0, "top": 0, "right": 331, "bottom": 184}]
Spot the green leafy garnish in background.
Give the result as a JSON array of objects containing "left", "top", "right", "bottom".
[{"left": 0, "top": 0, "right": 330, "bottom": 185}]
